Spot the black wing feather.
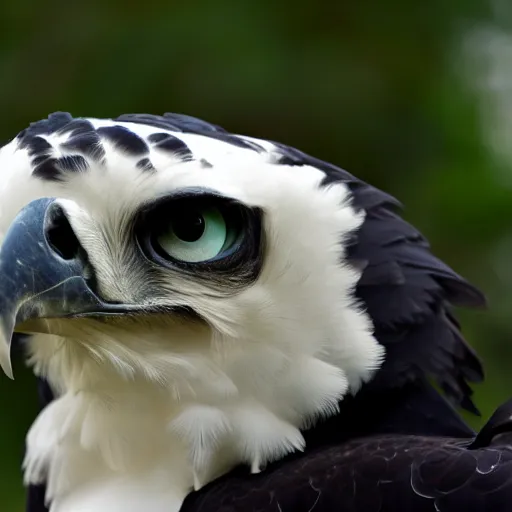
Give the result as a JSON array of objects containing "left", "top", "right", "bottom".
[
  {"left": 182, "top": 403, "right": 512, "bottom": 512},
  {"left": 180, "top": 437, "right": 512, "bottom": 512}
]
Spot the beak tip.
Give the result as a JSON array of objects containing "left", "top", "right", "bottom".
[
  {"left": 0, "top": 319, "right": 14, "bottom": 380},
  {"left": 0, "top": 356, "right": 14, "bottom": 380}
]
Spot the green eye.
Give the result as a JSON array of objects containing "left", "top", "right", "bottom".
[{"left": 156, "top": 207, "right": 236, "bottom": 263}]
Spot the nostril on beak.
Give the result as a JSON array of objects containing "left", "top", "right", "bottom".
[{"left": 44, "top": 204, "right": 82, "bottom": 261}]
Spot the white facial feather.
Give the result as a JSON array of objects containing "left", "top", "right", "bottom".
[{"left": 0, "top": 119, "right": 385, "bottom": 512}]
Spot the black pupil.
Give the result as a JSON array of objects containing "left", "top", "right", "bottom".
[{"left": 171, "top": 211, "right": 205, "bottom": 242}]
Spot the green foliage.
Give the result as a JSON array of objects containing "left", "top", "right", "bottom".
[{"left": 0, "top": 1, "right": 510, "bottom": 509}]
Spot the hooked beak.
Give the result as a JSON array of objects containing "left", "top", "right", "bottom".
[{"left": 0, "top": 197, "right": 134, "bottom": 379}]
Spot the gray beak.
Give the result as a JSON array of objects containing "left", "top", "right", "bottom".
[{"left": 0, "top": 197, "right": 132, "bottom": 378}]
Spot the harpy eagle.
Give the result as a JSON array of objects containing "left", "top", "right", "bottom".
[{"left": 0, "top": 112, "right": 510, "bottom": 512}]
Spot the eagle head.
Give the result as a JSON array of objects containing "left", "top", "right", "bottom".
[{"left": 0, "top": 113, "right": 384, "bottom": 510}]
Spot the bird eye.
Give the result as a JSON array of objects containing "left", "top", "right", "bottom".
[
  {"left": 155, "top": 206, "right": 237, "bottom": 263},
  {"left": 136, "top": 191, "right": 262, "bottom": 273}
]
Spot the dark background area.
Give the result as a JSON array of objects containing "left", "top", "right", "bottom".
[{"left": 1, "top": 1, "right": 511, "bottom": 510}]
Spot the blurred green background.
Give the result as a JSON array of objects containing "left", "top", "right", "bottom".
[{"left": 1, "top": 1, "right": 512, "bottom": 510}]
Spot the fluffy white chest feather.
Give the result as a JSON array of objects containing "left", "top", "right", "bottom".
[
  {"left": 24, "top": 384, "right": 193, "bottom": 512},
  {"left": 24, "top": 348, "right": 366, "bottom": 512}
]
